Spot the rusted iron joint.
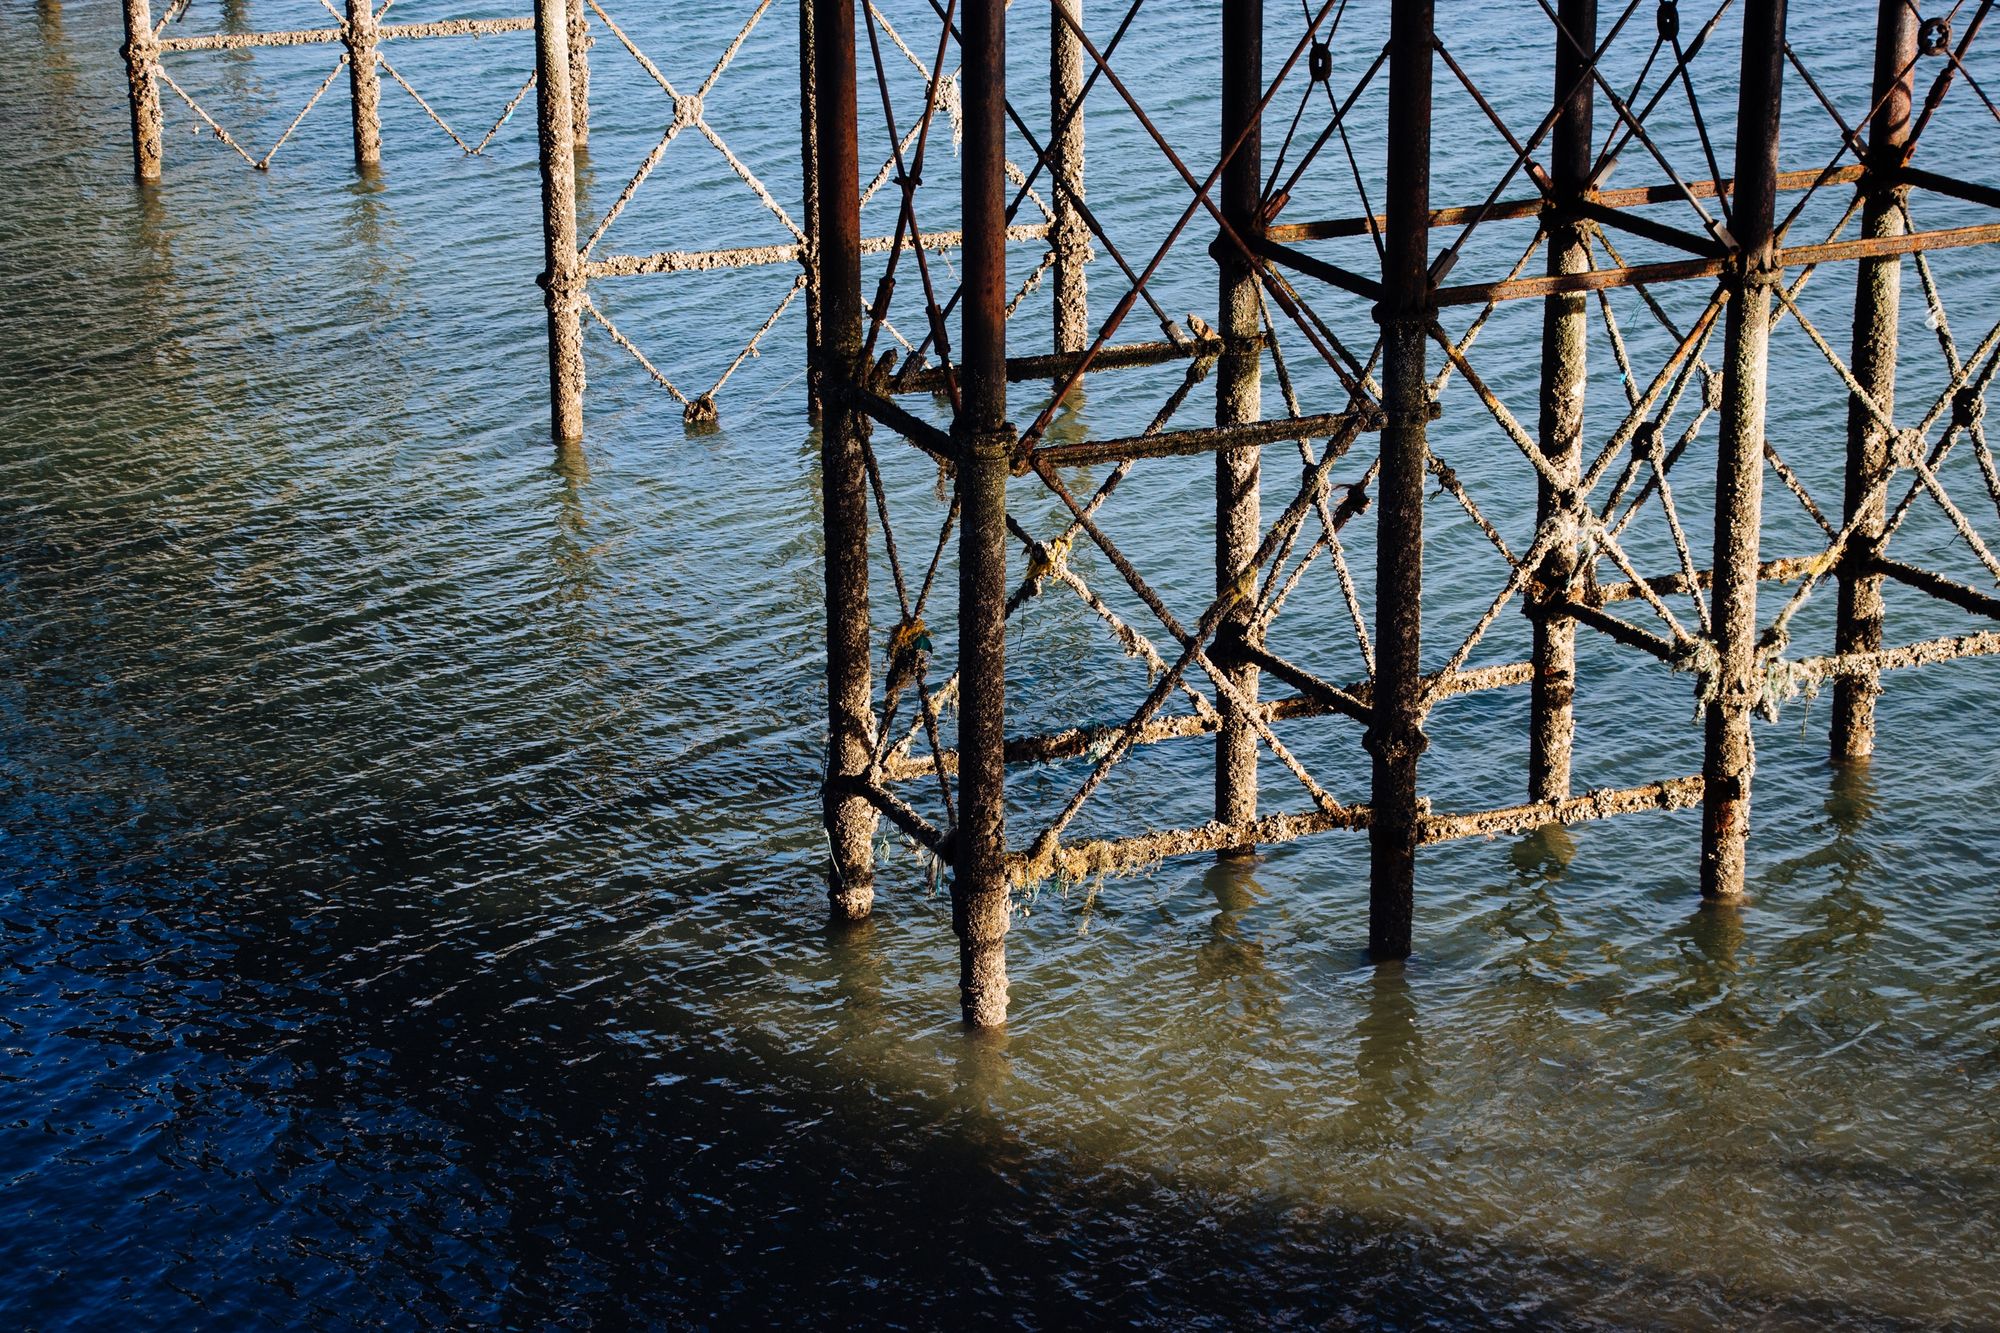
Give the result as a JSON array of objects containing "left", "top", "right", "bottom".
[{"left": 1362, "top": 724, "right": 1429, "bottom": 766}]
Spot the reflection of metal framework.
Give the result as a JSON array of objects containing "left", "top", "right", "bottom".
[
  {"left": 117, "top": 0, "right": 562, "bottom": 175},
  {"left": 528, "top": 0, "right": 2000, "bottom": 1028}
]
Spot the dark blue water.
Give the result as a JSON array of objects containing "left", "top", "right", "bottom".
[{"left": 4, "top": 0, "right": 1999, "bottom": 1327}]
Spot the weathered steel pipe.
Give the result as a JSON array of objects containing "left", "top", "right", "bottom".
[
  {"left": 812, "top": 0, "right": 879, "bottom": 919},
  {"left": 1831, "top": 0, "right": 1918, "bottom": 762},
  {"left": 1701, "top": 0, "right": 1787, "bottom": 900},
  {"left": 1050, "top": 0, "right": 1089, "bottom": 354},
  {"left": 1368, "top": 0, "right": 1433, "bottom": 959},
  {"left": 345, "top": 0, "right": 383, "bottom": 170},
  {"left": 1215, "top": 0, "right": 1264, "bottom": 853},
  {"left": 956, "top": 0, "right": 1012, "bottom": 1028},
  {"left": 532, "top": 0, "right": 585, "bottom": 445},
  {"left": 1529, "top": 0, "right": 1595, "bottom": 803},
  {"left": 120, "top": 0, "right": 163, "bottom": 181}
]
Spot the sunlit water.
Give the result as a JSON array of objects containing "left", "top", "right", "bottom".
[{"left": 3, "top": 0, "right": 1999, "bottom": 1327}]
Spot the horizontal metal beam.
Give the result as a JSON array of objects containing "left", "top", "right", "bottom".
[
  {"left": 1265, "top": 165, "right": 1870, "bottom": 243},
  {"left": 157, "top": 16, "right": 534, "bottom": 52},
  {"left": 1432, "top": 222, "right": 2000, "bottom": 306},
  {"left": 890, "top": 335, "right": 1223, "bottom": 395},
  {"left": 583, "top": 224, "right": 1050, "bottom": 280},
  {"left": 1026, "top": 408, "right": 1383, "bottom": 470}
]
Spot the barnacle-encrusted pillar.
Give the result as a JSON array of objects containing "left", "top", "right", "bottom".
[
  {"left": 799, "top": 0, "right": 823, "bottom": 416},
  {"left": 1215, "top": 0, "right": 1263, "bottom": 852},
  {"left": 533, "top": 0, "right": 586, "bottom": 445},
  {"left": 120, "top": 0, "right": 163, "bottom": 181},
  {"left": 955, "top": 0, "right": 1012, "bottom": 1027},
  {"left": 1050, "top": 0, "right": 1089, "bottom": 354},
  {"left": 1701, "top": 0, "right": 1787, "bottom": 899},
  {"left": 813, "top": 0, "right": 878, "bottom": 917},
  {"left": 345, "top": 0, "right": 382, "bottom": 170},
  {"left": 1529, "top": 0, "right": 1595, "bottom": 803},
  {"left": 1831, "top": 0, "right": 1919, "bottom": 762},
  {"left": 567, "top": 3, "right": 592, "bottom": 151},
  {"left": 1368, "top": 0, "right": 1433, "bottom": 958}
]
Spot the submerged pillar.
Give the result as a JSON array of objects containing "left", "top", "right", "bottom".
[
  {"left": 120, "top": 0, "right": 163, "bottom": 181},
  {"left": 1368, "top": 0, "right": 1433, "bottom": 959},
  {"left": 813, "top": 0, "right": 878, "bottom": 918},
  {"left": 1701, "top": 0, "right": 1786, "bottom": 899},
  {"left": 1529, "top": 0, "right": 1595, "bottom": 803},
  {"left": 1830, "top": 0, "right": 1918, "bottom": 762},
  {"left": 1049, "top": 0, "right": 1089, "bottom": 354},
  {"left": 956, "top": 0, "right": 1012, "bottom": 1028},
  {"left": 345, "top": 0, "right": 382, "bottom": 170},
  {"left": 533, "top": 0, "right": 586, "bottom": 445},
  {"left": 1215, "top": 0, "right": 1263, "bottom": 852}
]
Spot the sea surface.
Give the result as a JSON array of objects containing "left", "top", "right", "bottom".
[{"left": 3, "top": 0, "right": 1999, "bottom": 1327}]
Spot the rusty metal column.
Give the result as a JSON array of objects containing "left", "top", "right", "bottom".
[
  {"left": 1368, "top": 0, "right": 1432, "bottom": 959},
  {"left": 800, "top": 0, "right": 823, "bottom": 417},
  {"left": 1701, "top": 0, "right": 1786, "bottom": 899},
  {"left": 956, "top": 0, "right": 1012, "bottom": 1027},
  {"left": 1215, "top": 0, "right": 1263, "bottom": 852},
  {"left": 1529, "top": 0, "right": 1595, "bottom": 803},
  {"left": 120, "top": 0, "right": 163, "bottom": 182},
  {"left": 533, "top": 0, "right": 585, "bottom": 445},
  {"left": 345, "top": 0, "right": 382, "bottom": 170},
  {"left": 1050, "top": 0, "right": 1089, "bottom": 353},
  {"left": 1831, "top": 0, "right": 1918, "bottom": 762},
  {"left": 813, "top": 0, "right": 878, "bottom": 919},
  {"left": 567, "top": 4, "right": 592, "bottom": 151}
]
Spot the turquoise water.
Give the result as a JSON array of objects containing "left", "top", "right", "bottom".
[{"left": 3, "top": 0, "right": 1999, "bottom": 1326}]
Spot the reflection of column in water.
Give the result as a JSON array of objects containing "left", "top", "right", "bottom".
[
  {"left": 36, "top": 0, "right": 61, "bottom": 42},
  {"left": 1508, "top": 822, "right": 1576, "bottom": 883},
  {"left": 1193, "top": 859, "right": 1290, "bottom": 1035},
  {"left": 1195, "top": 857, "right": 1268, "bottom": 982},
  {"left": 824, "top": 914, "right": 885, "bottom": 1033},
  {"left": 1344, "top": 962, "right": 1429, "bottom": 1149},
  {"left": 951, "top": 1023, "right": 1011, "bottom": 1117},
  {"left": 1824, "top": 761, "right": 1879, "bottom": 845}
]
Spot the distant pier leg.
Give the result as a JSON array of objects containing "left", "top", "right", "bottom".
[
  {"left": 533, "top": 0, "right": 585, "bottom": 446},
  {"left": 1831, "top": 0, "right": 1918, "bottom": 763},
  {"left": 1049, "top": 0, "right": 1088, "bottom": 357},
  {"left": 1529, "top": 0, "right": 1594, "bottom": 804},
  {"left": 1215, "top": 0, "right": 1262, "bottom": 854},
  {"left": 1701, "top": 0, "right": 1787, "bottom": 899},
  {"left": 813, "top": 0, "right": 878, "bottom": 918},
  {"left": 120, "top": 0, "right": 163, "bottom": 182},
  {"left": 956, "top": 0, "right": 1011, "bottom": 1027},
  {"left": 345, "top": 0, "right": 382, "bottom": 171},
  {"left": 1367, "top": 0, "right": 1434, "bottom": 960}
]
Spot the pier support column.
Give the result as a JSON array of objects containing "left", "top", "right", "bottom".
[
  {"left": 800, "top": 0, "right": 823, "bottom": 417},
  {"left": 1050, "top": 0, "right": 1088, "bottom": 354},
  {"left": 1701, "top": 0, "right": 1786, "bottom": 899},
  {"left": 956, "top": 0, "right": 1011, "bottom": 1027},
  {"left": 567, "top": 3, "right": 591, "bottom": 152},
  {"left": 813, "top": 0, "right": 878, "bottom": 918},
  {"left": 533, "top": 0, "right": 586, "bottom": 445},
  {"left": 120, "top": 0, "right": 163, "bottom": 182},
  {"left": 345, "top": 0, "right": 382, "bottom": 170},
  {"left": 1215, "top": 0, "right": 1263, "bottom": 852},
  {"left": 1529, "top": 0, "right": 1595, "bottom": 803},
  {"left": 1831, "top": 0, "right": 1918, "bottom": 762},
  {"left": 1368, "top": 0, "right": 1433, "bottom": 959}
]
